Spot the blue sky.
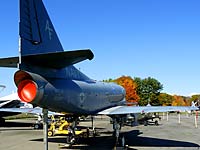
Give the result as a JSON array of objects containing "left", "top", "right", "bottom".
[{"left": 0, "top": 0, "right": 200, "bottom": 96}]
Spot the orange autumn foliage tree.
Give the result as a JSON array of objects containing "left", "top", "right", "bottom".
[
  {"left": 114, "top": 76, "right": 140, "bottom": 105},
  {"left": 172, "top": 95, "right": 187, "bottom": 106}
]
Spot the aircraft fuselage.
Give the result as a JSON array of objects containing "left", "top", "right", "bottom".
[
  {"left": 44, "top": 79, "right": 125, "bottom": 114},
  {"left": 15, "top": 69, "right": 125, "bottom": 115}
]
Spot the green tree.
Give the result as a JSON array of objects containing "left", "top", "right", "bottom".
[
  {"left": 102, "top": 78, "right": 114, "bottom": 82},
  {"left": 158, "top": 93, "right": 174, "bottom": 106},
  {"left": 189, "top": 94, "right": 200, "bottom": 106},
  {"left": 134, "top": 77, "right": 163, "bottom": 106},
  {"left": 190, "top": 94, "right": 200, "bottom": 101}
]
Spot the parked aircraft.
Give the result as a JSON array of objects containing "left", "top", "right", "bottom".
[
  {"left": 0, "top": 92, "right": 33, "bottom": 123},
  {"left": 0, "top": 0, "right": 198, "bottom": 147}
]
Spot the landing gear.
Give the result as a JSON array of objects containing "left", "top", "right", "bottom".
[
  {"left": 62, "top": 117, "right": 79, "bottom": 148},
  {"left": 60, "top": 116, "right": 98, "bottom": 148},
  {"left": 0, "top": 117, "right": 5, "bottom": 126},
  {"left": 112, "top": 117, "right": 127, "bottom": 148},
  {"left": 119, "top": 135, "right": 126, "bottom": 148},
  {"left": 65, "top": 127, "right": 76, "bottom": 147}
]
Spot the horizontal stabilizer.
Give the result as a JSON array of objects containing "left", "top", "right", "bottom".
[
  {"left": 0, "top": 49, "right": 94, "bottom": 69},
  {"left": 0, "top": 57, "right": 18, "bottom": 68}
]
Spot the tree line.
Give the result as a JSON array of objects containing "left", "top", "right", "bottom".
[{"left": 103, "top": 76, "right": 200, "bottom": 106}]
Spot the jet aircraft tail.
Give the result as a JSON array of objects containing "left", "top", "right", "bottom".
[
  {"left": 0, "top": 0, "right": 93, "bottom": 77},
  {"left": 20, "top": 0, "right": 64, "bottom": 55}
]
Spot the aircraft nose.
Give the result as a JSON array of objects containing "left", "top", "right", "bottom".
[
  {"left": 112, "top": 84, "right": 126, "bottom": 99},
  {"left": 120, "top": 85, "right": 126, "bottom": 98}
]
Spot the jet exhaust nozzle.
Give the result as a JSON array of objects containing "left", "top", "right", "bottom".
[
  {"left": 14, "top": 70, "right": 46, "bottom": 103},
  {"left": 17, "top": 79, "right": 37, "bottom": 103}
]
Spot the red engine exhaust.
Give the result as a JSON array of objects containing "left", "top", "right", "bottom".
[
  {"left": 14, "top": 70, "right": 46, "bottom": 104},
  {"left": 17, "top": 79, "right": 37, "bottom": 103}
]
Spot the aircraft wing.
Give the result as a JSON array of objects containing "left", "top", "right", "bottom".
[
  {"left": 0, "top": 100, "right": 20, "bottom": 108},
  {"left": 0, "top": 50, "right": 94, "bottom": 69},
  {"left": 1, "top": 105, "right": 198, "bottom": 116},
  {"left": 98, "top": 105, "right": 199, "bottom": 115},
  {"left": 0, "top": 107, "right": 62, "bottom": 116}
]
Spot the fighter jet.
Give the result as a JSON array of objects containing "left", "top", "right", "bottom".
[
  {"left": 0, "top": 0, "right": 198, "bottom": 146},
  {"left": 0, "top": 92, "right": 34, "bottom": 124}
]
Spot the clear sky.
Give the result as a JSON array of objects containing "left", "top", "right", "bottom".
[{"left": 0, "top": 0, "right": 200, "bottom": 96}]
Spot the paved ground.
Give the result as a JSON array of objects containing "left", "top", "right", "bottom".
[{"left": 0, "top": 113, "right": 200, "bottom": 150}]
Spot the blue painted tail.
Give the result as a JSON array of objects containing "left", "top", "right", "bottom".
[
  {"left": 0, "top": 0, "right": 93, "bottom": 80},
  {"left": 20, "top": 0, "right": 63, "bottom": 56},
  {"left": 17, "top": 0, "right": 93, "bottom": 79}
]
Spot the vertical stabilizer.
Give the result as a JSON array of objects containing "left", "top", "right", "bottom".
[{"left": 20, "top": 0, "right": 63, "bottom": 56}]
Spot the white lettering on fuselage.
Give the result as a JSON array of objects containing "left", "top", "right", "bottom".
[
  {"left": 65, "top": 66, "right": 89, "bottom": 80},
  {"left": 45, "top": 20, "right": 53, "bottom": 40}
]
